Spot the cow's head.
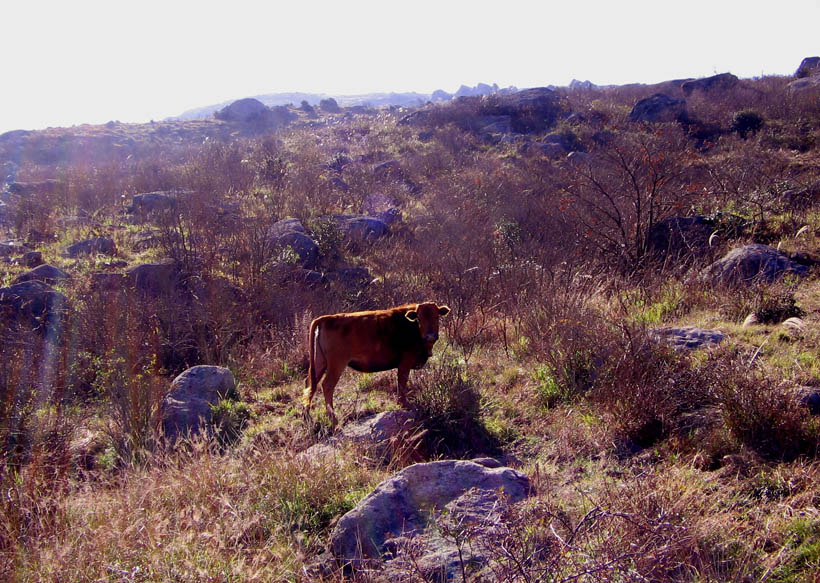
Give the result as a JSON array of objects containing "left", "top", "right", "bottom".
[{"left": 406, "top": 302, "right": 450, "bottom": 356}]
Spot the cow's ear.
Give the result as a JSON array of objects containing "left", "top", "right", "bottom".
[
  {"left": 438, "top": 305, "right": 451, "bottom": 317},
  {"left": 405, "top": 310, "right": 418, "bottom": 322}
]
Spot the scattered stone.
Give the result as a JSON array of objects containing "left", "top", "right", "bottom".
[
  {"left": 161, "top": 366, "right": 238, "bottom": 442},
  {"left": 63, "top": 236, "right": 117, "bottom": 258},
  {"left": 330, "top": 459, "right": 532, "bottom": 567},
  {"left": 652, "top": 326, "right": 725, "bottom": 350},
  {"left": 13, "top": 264, "right": 70, "bottom": 285},
  {"left": 700, "top": 244, "right": 808, "bottom": 286},
  {"left": 629, "top": 94, "right": 687, "bottom": 123}
]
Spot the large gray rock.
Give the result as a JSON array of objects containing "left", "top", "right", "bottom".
[
  {"left": 63, "top": 236, "right": 117, "bottom": 258},
  {"left": 7, "top": 179, "right": 65, "bottom": 196},
  {"left": 629, "top": 94, "right": 687, "bottom": 123},
  {"left": 127, "top": 191, "right": 176, "bottom": 216},
  {"left": 652, "top": 326, "right": 725, "bottom": 350},
  {"left": 302, "top": 411, "right": 422, "bottom": 463},
  {"left": 332, "top": 214, "right": 388, "bottom": 244},
  {"left": 269, "top": 218, "right": 318, "bottom": 268},
  {"left": 788, "top": 76, "right": 820, "bottom": 94},
  {"left": 796, "top": 56, "right": 820, "bottom": 78},
  {"left": 330, "top": 459, "right": 531, "bottom": 566},
  {"left": 700, "top": 244, "right": 808, "bottom": 286},
  {"left": 215, "top": 98, "right": 269, "bottom": 122},
  {"left": 161, "top": 366, "right": 238, "bottom": 442},
  {"left": 681, "top": 73, "right": 739, "bottom": 96},
  {"left": 13, "top": 264, "right": 70, "bottom": 285},
  {"left": 0, "top": 279, "right": 66, "bottom": 334},
  {"left": 125, "top": 260, "right": 184, "bottom": 296}
]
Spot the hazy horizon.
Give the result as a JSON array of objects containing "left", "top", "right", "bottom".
[{"left": 2, "top": 0, "right": 818, "bottom": 134}]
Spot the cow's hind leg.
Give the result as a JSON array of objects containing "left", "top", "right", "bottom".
[
  {"left": 320, "top": 361, "right": 345, "bottom": 429},
  {"left": 303, "top": 348, "right": 327, "bottom": 417}
]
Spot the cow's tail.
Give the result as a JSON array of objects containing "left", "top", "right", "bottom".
[{"left": 303, "top": 318, "right": 320, "bottom": 410}]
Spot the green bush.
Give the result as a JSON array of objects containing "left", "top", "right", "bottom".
[{"left": 730, "top": 109, "right": 765, "bottom": 139}]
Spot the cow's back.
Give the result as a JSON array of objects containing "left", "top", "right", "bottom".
[{"left": 316, "top": 305, "right": 426, "bottom": 373}]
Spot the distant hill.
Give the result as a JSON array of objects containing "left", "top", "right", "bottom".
[{"left": 171, "top": 84, "right": 516, "bottom": 120}]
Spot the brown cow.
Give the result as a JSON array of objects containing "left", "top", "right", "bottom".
[{"left": 303, "top": 302, "right": 450, "bottom": 427}]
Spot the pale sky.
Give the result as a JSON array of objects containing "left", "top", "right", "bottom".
[{"left": 1, "top": 0, "right": 818, "bottom": 134}]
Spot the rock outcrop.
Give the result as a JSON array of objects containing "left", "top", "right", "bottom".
[
  {"left": 63, "top": 236, "right": 117, "bottom": 258},
  {"left": 629, "top": 94, "right": 687, "bottom": 123},
  {"left": 269, "top": 218, "right": 319, "bottom": 268},
  {"left": 330, "top": 459, "right": 532, "bottom": 570},
  {"left": 681, "top": 73, "right": 739, "bottom": 96},
  {"left": 700, "top": 244, "right": 808, "bottom": 286},
  {"left": 13, "top": 264, "right": 70, "bottom": 285}
]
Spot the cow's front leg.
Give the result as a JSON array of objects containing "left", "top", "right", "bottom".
[{"left": 396, "top": 363, "right": 411, "bottom": 408}]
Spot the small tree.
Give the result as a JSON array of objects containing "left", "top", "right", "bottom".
[{"left": 562, "top": 128, "right": 701, "bottom": 270}]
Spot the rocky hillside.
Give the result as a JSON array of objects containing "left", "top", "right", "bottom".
[{"left": 2, "top": 57, "right": 820, "bottom": 582}]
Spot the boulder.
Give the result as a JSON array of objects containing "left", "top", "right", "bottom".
[
  {"left": 302, "top": 411, "right": 423, "bottom": 463},
  {"left": 21, "top": 251, "right": 43, "bottom": 268},
  {"left": 0, "top": 280, "right": 66, "bottom": 334},
  {"left": 319, "top": 98, "right": 342, "bottom": 113},
  {"left": 63, "top": 236, "right": 117, "bottom": 258},
  {"left": 681, "top": 73, "right": 739, "bottom": 96},
  {"left": 332, "top": 214, "right": 388, "bottom": 244},
  {"left": 788, "top": 76, "right": 820, "bottom": 93},
  {"left": 330, "top": 459, "right": 532, "bottom": 567},
  {"left": 796, "top": 56, "right": 820, "bottom": 78},
  {"left": 797, "top": 387, "right": 820, "bottom": 415},
  {"left": 493, "top": 88, "right": 561, "bottom": 133},
  {"left": 127, "top": 191, "right": 176, "bottom": 215},
  {"left": 700, "top": 244, "right": 808, "bottom": 286},
  {"left": 629, "top": 94, "right": 687, "bottom": 123},
  {"left": 647, "top": 216, "right": 714, "bottom": 258},
  {"left": 7, "top": 179, "right": 65, "bottom": 196},
  {"left": 326, "top": 266, "right": 371, "bottom": 290},
  {"left": 0, "top": 240, "right": 28, "bottom": 257},
  {"left": 125, "top": 260, "right": 184, "bottom": 296},
  {"left": 214, "top": 98, "right": 269, "bottom": 122},
  {"left": 269, "top": 217, "right": 307, "bottom": 238},
  {"left": 269, "top": 219, "right": 319, "bottom": 268},
  {"left": 13, "top": 264, "right": 70, "bottom": 285},
  {"left": 652, "top": 326, "right": 725, "bottom": 350},
  {"left": 161, "top": 365, "right": 238, "bottom": 442}
]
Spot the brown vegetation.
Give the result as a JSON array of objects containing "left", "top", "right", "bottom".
[{"left": 2, "top": 70, "right": 820, "bottom": 580}]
